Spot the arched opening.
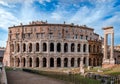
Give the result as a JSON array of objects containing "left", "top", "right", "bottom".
[
  {"left": 11, "top": 58, "right": 14, "bottom": 66},
  {"left": 50, "top": 43, "right": 54, "bottom": 52},
  {"left": 83, "top": 57, "right": 86, "bottom": 65},
  {"left": 43, "top": 58, "right": 47, "bottom": 67},
  {"left": 89, "top": 58, "right": 91, "bottom": 66},
  {"left": 83, "top": 44, "right": 86, "bottom": 52},
  {"left": 43, "top": 43, "right": 47, "bottom": 52},
  {"left": 71, "top": 43, "right": 75, "bottom": 52},
  {"left": 71, "top": 58, "right": 74, "bottom": 67},
  {"left": 97, "top": 58, "right": 99, "bottom": 66},
  {"left": 64, "top": 43, "right": 68, "bottom": 52},
  {"left": 36, "top": 57, "right": 39, "bottom": 67},
  {"left": 17, "top": 58, "right": 20, "bottom": 67},
  {"left": 57, "top": 58, "right": 61, "bottom": 67},
  {"left": 93, "top": 58, "right": 96, "bottom": 66},
  {"left": 57, "top": 43, "right": 61, "bottom": 52},
  {"left": 97, "top": 46, "right": 99, "bottom": 52},
  {"left": 64, "top": 58, "right": 68, "bottom": 67},
  {"left": 11, "top": 44, "right": 14, "bottom": 52},
  {"left": 89, "top": 45, "right": 91, "bottom": 53},
  {"left": 17, "top": 43, "right": 20, "bottom": 52},
  {"left": 29, "top": 58, "right": 32, "bottom": 67},
  {"left": 50, "top": 58, "right": 54, "bottom": 67},
  {"left": 23, "top": 58, "right": 26, "bottom": 67},
  {"left": 77, "top": 44, "right": 81, "bottom": 52},
  {"left": 36, "top": 43, "right": 39, "bottom": 52},
  {"left": 77, "top": 58, "right": 80, "bottom": 67},
  {"left": 29, "top": 43, "right": 32, "bottom": 52},
  {"left": 93, "top": 45, "right": 95, "bottom": 53},
  {"left": 23, "top": 43, "right": 26, "bottom": 52},
  {"left": 115, "top": 58, "right": 117, "bottom": 64}
]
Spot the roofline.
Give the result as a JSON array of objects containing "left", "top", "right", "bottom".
[{"left": 9, "top": 23, "right": 94, "bottom": 31}]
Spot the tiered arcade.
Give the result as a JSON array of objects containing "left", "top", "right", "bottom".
[{"left": 3, "top": 21, "right": 103, "bottom": 68}]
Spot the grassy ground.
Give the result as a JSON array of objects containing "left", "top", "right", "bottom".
[
  {"left": 23, "top": 68, "right": 101, "bottom": 84},
  {"left": 86, "top": 65, "right": 120, "bottom": 76}
]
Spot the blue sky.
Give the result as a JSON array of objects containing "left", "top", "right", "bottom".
[{"left": 0, "top": 0, "right": 120, "bottom": 47}]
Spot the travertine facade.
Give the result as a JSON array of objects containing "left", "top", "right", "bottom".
[{"left": 3, "top": 21, "right": 103, "bottom": 68}]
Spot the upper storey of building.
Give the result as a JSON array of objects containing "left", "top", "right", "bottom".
[{"left": 8, "top": 21, "right": 101, "bottom": 41}]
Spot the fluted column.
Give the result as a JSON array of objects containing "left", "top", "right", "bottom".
[
  {"left": 110, "top": 33, "right": 114, "bottom": 59},
  {"left": 104, "top": 34, "right": 108, "bottom": 59}
]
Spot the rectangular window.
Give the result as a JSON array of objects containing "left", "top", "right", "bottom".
[{"left": 80, "top": 35, "right": 83, "bottom": 39}]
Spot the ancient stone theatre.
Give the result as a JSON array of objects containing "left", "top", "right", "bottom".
[{"left": 3, "top": 21, "right": 103, "bottom": 68}]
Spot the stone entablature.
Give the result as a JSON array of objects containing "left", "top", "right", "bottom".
[{"left": 3, "top": 21, "right": 103, "bottom": 68}]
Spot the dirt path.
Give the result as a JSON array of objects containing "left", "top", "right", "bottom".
[{"left": 6, "top": 70, "right": 68, "bottom": 84}]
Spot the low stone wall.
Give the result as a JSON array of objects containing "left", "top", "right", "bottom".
[{"left": 1, "top": 66, "right": 7, "bottom": 84}]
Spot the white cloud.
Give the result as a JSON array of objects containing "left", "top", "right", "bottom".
[
  {"left": 0, "top": 8, "right": 19, "bottom": 30},
  {"left": 0, "top": 0, "right": 9, "bottom": 7}
]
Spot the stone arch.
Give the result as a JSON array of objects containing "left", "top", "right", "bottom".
[
  {"left": 57, "top": 58, "right": 61, "bottom": 67},
  {"left": 50, "top": 57, "right": 54, "bottom": 67},
  {"left": 64, "top": 58, "right": 68, "bottom": 67},
  {"left": 57, "top": 43, "right": 61, "bottom": 52},
  {"left": 115, "top": 58, "right": 117, "bottom": 64},
  {"left": 71, "top": 58, "right": 74, "bottom": 67},
  {"left": 77, "top": 44, "right": 81, "bottom": 52},
  {"left": 89, "top": 45, "right": 91, "bottom": 53},
  {"left": 43, "top": 43, "right": 47, "bottom": 52},
  {"left": 97, "top": 46, "right": 99, "bottom": 52},
  {"left": 16, "top": 58, "right": 20, "bottom": 67},
  {"left": 16, "top": 43, "right": 20, "bottom": 52},
  {"left": 29, "top": 43, "right": 32, "bottom": 52},
  {"left": 77, "top": 58, "right": 80, "bottom": 67},
  {"left": 93, "top": 58, "right": 96, "bottom": 66},
  {"left": 97, "top": 58, "right": 99, "bottom": 66},
  {"left": 83, "top": 57, "right": 86, "bottom": 65},
  {"left": 23, "top": 57, "right": 26, "bottom": 67},
  {"left": 83, "top": 44, "right": 86, "bottom": 52},
  {"left": 50, "top": 43, "right": 54, "bottom": 52},
  {"left": 93, "top": 45, "right": 95, "bottom": 53},
  {"left": 64, "top": 43, "right": 68, "bottom": 52},
  {"left": 43, "top": 57, "right": 47, "bottom": 67},
  {"left": 29, "top": 57, "right": 32, "bottom": 67},
  {"left": 23, "top": 43, "right": 26, "bottom": 52},
  {"left": 11, "top": 44, "right": 14, "bottom": 52},
  {"left": 71, "top": 43, "right": 75, "bottom": 52},
  {"left": 89, "top": 58, "right": 92, "bottom": 66},
  {"left": 36, "top": 43, "right": 39, "bottom": 52},
  {"left": 11, "top": 57, "right": 14, "bottom": 66},
  {"left": 36, "top": 57, "right": 39, "bottom": 67}
]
